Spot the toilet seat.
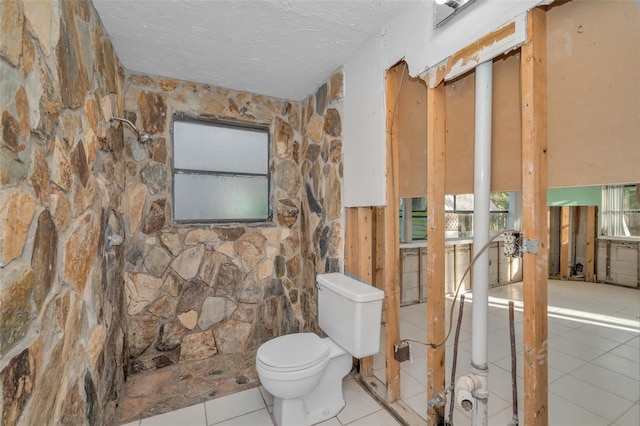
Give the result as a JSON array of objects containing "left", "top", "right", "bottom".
[{"left": 257, "top": 333, "right": 329, "bottom": 372}]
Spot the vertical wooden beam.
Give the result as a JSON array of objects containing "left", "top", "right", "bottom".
[
  {"left": 384, "top": 66, "right": 402, "bottom": 402},
  {"left": 374, "top": 208, "right": 385, "bottom": 291},
  {"left": 585, "top": 206, "right": 597, "bottom": 282},
  {"left": 521, "top": 8, "right": 549, "bottom": 426},
  {"left": 345, "top": 208, "right": 359, "bottom": 275},
  {"left": 560, "top": 206, "right": 570, "bottom": 280},
  {"left": 425, "top": 81, "right": 446, "bottom": 425}
]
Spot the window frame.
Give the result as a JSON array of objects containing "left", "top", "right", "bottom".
[
  {"left": 171, "top": 114, "right": 272, "bottom": 224},
  {"left": 602, "top": 184, "right": 640, "bottom": 239},
  {"left": 400, "top": 192, "right": 511, "bottom": 241}
]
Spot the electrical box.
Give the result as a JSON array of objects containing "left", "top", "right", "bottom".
[{"left": 394, "top": 341, "right": 411, "bottom": 362}]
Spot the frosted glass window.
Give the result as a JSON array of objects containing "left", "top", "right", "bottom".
[
  {"left": 174, "top": 174, "right": 268, "bottom": 221},
  {"left": 174, "top": 120, "right": 268, "bottom": 174},
  {"left": 172, "top": 117, "right": 270, "bottom": 222}
]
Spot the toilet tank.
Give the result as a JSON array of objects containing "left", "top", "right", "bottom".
[{"left": 317, "top": 273, "right": 384, "bottom": 358}]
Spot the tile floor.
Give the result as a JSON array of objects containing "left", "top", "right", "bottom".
[
  {"left": 120, "top": 375, "right": 401, "bottom": 426},
  {"left": 121, "top": 280, "right": 638, "bottom": 426},
  {"left": 373, "top": 280, "right": 639, "bottom": 426}
]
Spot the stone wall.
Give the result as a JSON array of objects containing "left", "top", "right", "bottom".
[
  {"left": 122, "top": 71, "right": 344, "bottom": 376},
  {"left": 0, "top": 1, "right": 127, "bottom": 425}
]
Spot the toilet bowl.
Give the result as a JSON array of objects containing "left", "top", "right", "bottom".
[
  {"left": 256, "top": 333, "right": 352, "bottom": 425},
  {"left": 256, "top": 273, "right": 384, "bottom": 426}
]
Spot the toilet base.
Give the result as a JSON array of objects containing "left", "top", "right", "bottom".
[{"left": 272, "top": 351, "right": 352, "bottom": 426}]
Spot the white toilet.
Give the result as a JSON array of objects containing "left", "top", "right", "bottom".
[{"left": 256, "top": 273, "right": 384, "bottom": 426}]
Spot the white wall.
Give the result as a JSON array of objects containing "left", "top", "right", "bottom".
[{"left": 343, "top": 0, "right": 547, "bottom": 207}]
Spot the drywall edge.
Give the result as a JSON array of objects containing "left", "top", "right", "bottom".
[{"left": 343, "top": 0, "right": 547, "bottom": 207}]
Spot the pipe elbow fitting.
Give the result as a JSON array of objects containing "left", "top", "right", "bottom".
[{"left": 455, "top": 374, "right": 482, "bottom": 411}]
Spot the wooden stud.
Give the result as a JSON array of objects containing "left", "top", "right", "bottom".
[
  {"left": 606, "top": 239, "right": 612, "bottom": 280},
  {"left": 637, "top": 241, "right": 640, "bottom": 289},
  {"left": 345, "top": 208, "right": 358, "bottom": 275},
  {"left": 560, "top": 206, "right": 570, "bottom": 280},
  {"left": 425, "top": 81, "right": 446, "bottom": 425},
  {"left": 521, "top": 8, "right": 549, "bottom": 426},
  {"left": 384, "top": 65, "right": 402, "bottom": 402},
  {"left": 585, "top": 206, "right": 597, "bottom": 282},
  {"left": 374, "top": 207, "right": 385, "bottom": 291}
]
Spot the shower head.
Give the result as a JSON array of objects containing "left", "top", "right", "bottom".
[
  {"left": 110, "top": 117, "right": 151, "bottom": 144},
  {"left": 138, "top": 132, "right": 152, "bottom": 144}
]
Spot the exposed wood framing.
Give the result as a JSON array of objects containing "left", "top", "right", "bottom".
[
  {"left": 425, "top": 82, "right": 446, "bottom": 425},
  {"left": 345, "top": 207, "right": 375, "bottom": 376},
  {"left": 585, "top": 206, "right": 597, "bottom": 282},
  {"left": 384, "top": 65, "right": 402, "bottom": 402},
  {"left": 560, "top": 206, "right": 570, "bottom": 280},
  {"left": 521, "top": 8, "right": 549, "bottom": 426},
  {"left": 637, "top": 242, "right": 640, "bottom": 289},
  {"left": 606, "top": 239, "right": 612, "bottom": 280},
  {"left": 424, "top": 17, "right": 526, "bottom": 88},
  {"left": 374, "top": 207, "right": 385, "bottom": 290}
]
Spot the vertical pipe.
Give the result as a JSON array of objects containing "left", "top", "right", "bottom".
[
  {"left": 471, "top": 60, "right": 493, "bottom": 426},
  {"left": 448, "top": 294, "right": 466, "bottom": 426},
  {"left": 509, "top": 301, "right": 519, "bottom": 426}
]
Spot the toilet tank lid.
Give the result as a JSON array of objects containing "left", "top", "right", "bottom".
[{"left": 316, "top": 273, "right": 384, "bottom": 302}]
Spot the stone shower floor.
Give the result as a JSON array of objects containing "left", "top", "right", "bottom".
[{"left": 119, "top": 350, "right": 259, "bottom": 423}]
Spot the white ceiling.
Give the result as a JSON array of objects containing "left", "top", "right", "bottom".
[{"left": 93, "top": 0, "right": 415, "bottom": 100}]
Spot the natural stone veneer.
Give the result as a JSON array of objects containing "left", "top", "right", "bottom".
[
  {"left": 0, "top": 1, "right": 127, "bottom": 425},
  {"left": 122, "top": 70, "right": 345, "bottom": 378}
]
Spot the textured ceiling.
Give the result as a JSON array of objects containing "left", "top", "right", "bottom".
[{"left": 93, "top": 0, "right": 414, "bottom": 100}]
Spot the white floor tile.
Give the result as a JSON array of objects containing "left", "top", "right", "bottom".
[
  {"left": 614, "top": 403, "right": 640, "bottom": 426},
  {"left": 398, "top": 281, "right": 639, "bottom": 425},
  {"left": 549, "top": 375, "right": 635, "bottom": 422},
  {"left": 577, "top": 322, "right": 639, "bottom": 344},
  {"left": 402, "top": 391, "right": 428, "bottom": 422},
  {"left": 486, "top": 365, "right": 523, "bottom": 404},
  {"left": 610, "top": 341, "right": 640, "bottom": 362},
  {"left": 345, "top": 408, "right": 401, "bottom": 426},
  {"left": 548, "top": 393, "right": 609, "bottom": 426},
  {"left": 121, "top": 422, "right": 141, "bottom": 426},
  {"left": 337, "top": 377, "right": 385, "bottom": 425},
  {"left": 140, "top": 404, "right": 207, "bottom": 426},
  {"left": 549, "top": 335, "right": 608, "bottom": 361},
  {"left": 316, "top": 417, "right": 342, "bottom": 426},
  {"left": 258, "top": 386, "right": 274, "bottom": 408},
  {"left": 547, "top": 348, "right": 587, "bottom": 374},
  {"left": 493, "top": 353, "right": 564, "bottom": 384},
  {"left": 487, "top": 406, "right": 523, "bottom": 426},
  {"left": 400, "top": 320, "right": 427, "bottom": 342},
  {"left": 569, "top": 363, "right": 639, "bottom": 403},
  {"left": 373, "top": 367, "right": 386, "bottom": 384},
  {"left": 205, "top": 388, "right": 266, "bottom": 425},
  {"left": 559, "top": 329, "right": 622, "bottom": 352},
  {"left": 211, "top": 408, "right": 273, "bottom": 426},
  {"left": 399, "top": 356, "right": 427, "bottom": 383},
  {"left": 591, "top": 352, "right": 640, "bottom": 381},
  {"left": 400, "top": 369, "right": 425, "bottom": 399}
]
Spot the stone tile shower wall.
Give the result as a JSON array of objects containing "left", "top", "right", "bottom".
[
  {"left": 122, "top": 72, "right": 344, "bottom": 376},
  {"left": 0, "top": 1, "right": 127, "bottom": 425}
]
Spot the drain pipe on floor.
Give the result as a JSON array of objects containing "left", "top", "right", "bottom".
[{"left": 455, "top": 59, "right": 493, "bottom": 426}]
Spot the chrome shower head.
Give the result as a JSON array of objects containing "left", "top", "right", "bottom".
[
  {"left": 138, "top": 132, "right": 152, "bottom": 144},
  {"left": 110, "top": 117, "right": 152, "bottom": 144}
]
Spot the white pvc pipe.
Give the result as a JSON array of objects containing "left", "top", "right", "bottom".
[{"left": 471, "top": 60, "right": 493, "bottom": 426}]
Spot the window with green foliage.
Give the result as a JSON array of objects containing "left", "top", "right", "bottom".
[
  {"left": 602, "top": 184, "right": 640, "bottom": 237},
  {"left": 172, "top": 116, "right": 270, "bottom": 223},
  {"left": 400, "top": 192, "right": 510, "bottom": 241}
]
